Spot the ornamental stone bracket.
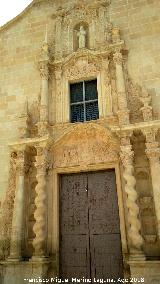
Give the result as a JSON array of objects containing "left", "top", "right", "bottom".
[{"left": 117, "top": 131, "right": 145, "bottom": 260}]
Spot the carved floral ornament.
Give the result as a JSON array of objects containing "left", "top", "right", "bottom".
[
  {"left": 56, "top": 50, "right": 106, "bottom": 80},
  {"left": 64, "top": 59, "right": 101, "bottom": 80}
]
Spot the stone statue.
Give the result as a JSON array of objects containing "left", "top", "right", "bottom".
[{"left": 77, "top": 26, "right": 86, "bottom": 49}]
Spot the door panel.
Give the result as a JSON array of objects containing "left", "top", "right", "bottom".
[
  {"left": 60, "top": 173, "right": 88, "bottom": 234},
  {"left": 60, "top": 173, "right": 90, "bottom": 279},
  {"left": 87, "top": 171, "right": 123, "bottom": 280},
  {"left": 61, "top": 235, "right": 89, "bottom": 278},
  {"left": 92, "top": 234, "right": 124, "bottom": 279},
  {"left": 88, "top": 171, "right": 120, "bottom": 234},
  {"left": 60, "top": 170, "right": 123, "bottom": 281}
]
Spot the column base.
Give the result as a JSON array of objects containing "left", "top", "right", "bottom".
[
  {"left": 129, "top": 260, "right": 160, "bottom": 284},
  {"left": 7, "top": 256, "right": 23, "bottom": 262},
  {"left": 129, "top": 250, "right": 146, "bottom": 261},
  {"left": 1, "top": 258, "right": 52, "bottom": 284},
  {"left": 30, "top": 255, "right": 49, "bottom": 262}
]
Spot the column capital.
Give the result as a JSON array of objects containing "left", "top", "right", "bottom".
[
  {"left": 140, "top": 106, "right": 153, "bottom": 122},
  {"left": 145, "top": 142, "right": 160, "bottom": 164},
  {"left": 34, "top": 145, "right": 49, "bottom": 176},
  {"left": 120, "top": 145, "right": 134, "bottom": 167},
  {"left": 118, "top": 130, "right": 133, "bottom": 145},
  {"left": 16, "top": 148, "right": 26, "bottom": 176},
  {"left": 142, "top": 127, "right": 158, "bottom": 143}
]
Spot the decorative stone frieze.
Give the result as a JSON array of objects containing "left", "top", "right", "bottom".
[
  {"left": 142, "top": 128, "right": 160, "bottom": 238},
  {"left": 9, "top": 147, "right": 26, "bottom": 260},
  {"left": 32, "top": 145, "right": 49, "bottom": 259},
  {"left": 120, "top": 133, "right": 144, "bottom": 258}
]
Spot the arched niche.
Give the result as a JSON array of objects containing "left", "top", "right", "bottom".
[{"left": 52, "top": 123, "right": 119, "bottom": 168}]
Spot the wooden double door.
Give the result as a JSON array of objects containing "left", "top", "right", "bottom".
[{"left": 60, "top": 170, "right": 123, "bottom": 281}]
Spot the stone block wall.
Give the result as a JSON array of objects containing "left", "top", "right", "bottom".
[{"left": 109, "top": 0, "right": 160, "bottom": 116}]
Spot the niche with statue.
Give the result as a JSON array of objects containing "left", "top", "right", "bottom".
[{"left": 73, "top": 22, "right": 89, "bottom": 51}]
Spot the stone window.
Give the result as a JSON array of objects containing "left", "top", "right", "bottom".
[{"left": 70, "top": 79, "right": 99, "bottom": 123}]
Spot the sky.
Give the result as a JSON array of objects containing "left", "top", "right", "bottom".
[{"left": 0, "top": 0, "right": 32, "bottom": 26}]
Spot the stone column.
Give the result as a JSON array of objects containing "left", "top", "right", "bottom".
[
  {"left": 120, "top": 134, "right": 145, "bottom": 259},
  {"left": 32, "top": 145, "right": 48, "bottom": 260},
  {"left": 8, "top": 148, "right": 26, "bottom": 261},
  {"left": 143, "top": 128, "right": 160, "bottom": 238},
  {"left": 113, "top": 49, "right": 130, "bottom": 125}
]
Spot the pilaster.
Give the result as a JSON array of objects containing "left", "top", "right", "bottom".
[{"left": 113, "top": 49, "right": 130, "bottom": 125}]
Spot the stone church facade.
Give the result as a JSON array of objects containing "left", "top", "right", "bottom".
[{"left": 0, "top": 0, "right": 160, "bottom": 283}]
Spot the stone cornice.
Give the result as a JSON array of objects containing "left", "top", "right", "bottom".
[
  {"left": 111, "top": 120, "right": 160, "bottom": 136},
  {"left": 8, "top": 119, "right": 160, "bottom": 151},
  {"left": 8, "top": 135, "right": 53, "bottom": 152}
]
